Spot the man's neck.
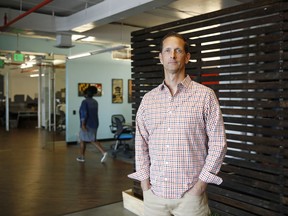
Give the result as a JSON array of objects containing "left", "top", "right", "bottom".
[{"left": 164, "top": 72, "right": 185, "bottom": 95}]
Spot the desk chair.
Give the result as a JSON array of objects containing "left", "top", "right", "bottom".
[
  {"left": 56, "top": 110, "right": 65, "bottom": 132},
  {"left": 109, "top": 114, "right": 132, "bottom": 133},
  {"left": 111, "top": 117, "right": 134, "bottom": 158}
]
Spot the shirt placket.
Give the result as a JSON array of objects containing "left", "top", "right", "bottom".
[{"left": 162, "top": 93, "right": 175, "bottom": 197}]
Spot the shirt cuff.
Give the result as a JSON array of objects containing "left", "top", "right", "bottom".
[
  {"left": 128, "top": 169, "right": 149, "bottom": 182},
  {"left": 199, "top": 169, "right": 223, "bottom": 185}
]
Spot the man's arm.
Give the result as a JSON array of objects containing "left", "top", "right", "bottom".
[
  {"left": 128, "top": 100, "right": 151, "bottom": 182},
  {"left": 199, "top": 90, "right": 227, "bottom": 185}
]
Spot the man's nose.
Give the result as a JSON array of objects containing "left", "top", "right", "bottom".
[{"left": 170, "top": 51, "right": 176, "bottom": 58}]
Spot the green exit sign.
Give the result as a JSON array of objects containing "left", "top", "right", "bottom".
[
  {"left": 0, "top": 59, "right": 4, "bottom": 68},
  {"left": 13, "top": 53, "right": 24, "bottom": 62}
]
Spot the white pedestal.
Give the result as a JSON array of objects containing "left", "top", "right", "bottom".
[{"left": 122, "top": 189, "right": 144, "bottom": 216}]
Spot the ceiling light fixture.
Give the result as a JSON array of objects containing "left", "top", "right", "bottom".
[
  {"left": 67, "top": 52, "right": 91, "bottom": 60},
  {"left": 67, "top": 45, "right": 129, "bottom": 60},
  {"left": 20, "top": 62, "right": 34, "bottom": 69},
  {"left": 30, "top": 73, "right": 44, "bottom": 78}
]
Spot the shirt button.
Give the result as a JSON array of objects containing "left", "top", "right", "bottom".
[
  {"left": 166, "top": 145, "right": 169, "bottom": 148},
  {"left": 168, "top": 128, "right": 171, "bottom": 131},
  {"left": 165, "top": 161, "right": 168, "bottom": 165},
  {"left": 165, "top": 178, "right": 168, "bottom": 181}
]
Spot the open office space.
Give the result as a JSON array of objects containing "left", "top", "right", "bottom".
[{"left": 0, "top": 1, "right": 287, "bottom": 216}]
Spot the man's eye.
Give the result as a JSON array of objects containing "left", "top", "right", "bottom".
[{"left": 163, "top": 49, "right": 183, "bottom": 54}]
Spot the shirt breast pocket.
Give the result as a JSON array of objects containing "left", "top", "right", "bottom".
[{"left": 175, "top": 101, "right": 205, "bottom": 133}]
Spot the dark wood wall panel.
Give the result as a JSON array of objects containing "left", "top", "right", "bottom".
[{"left": 130, "top": 0, "right": 288, "bottom": 215}]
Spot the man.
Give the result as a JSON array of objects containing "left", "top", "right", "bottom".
[
  {"left": 128, "top": 32, "right": 227, "bottom": 216},
  {"left": 76, "top": 86, "right": 108, "bottom": 163}
]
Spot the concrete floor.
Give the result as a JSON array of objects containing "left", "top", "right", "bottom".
[
  {"left": 64, "top": 202, "right": 137, "bottom": 216},
  {"left": 0, "top": 127, "right": 136, "bottom": 216}
]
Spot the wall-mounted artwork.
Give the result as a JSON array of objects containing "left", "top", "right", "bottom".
[
  {"left": 78, "top": 83, "right": 102, "bottom": 97},
  {"left": 128, "top": 79, "right": 132, "bottom": 103},
  {"left": 112, "top": 79, "right": 123, "bottom": 103}
]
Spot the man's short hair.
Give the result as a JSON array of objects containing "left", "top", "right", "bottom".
[{"left": 160, "top": 32, "right": 189, "bottom": 53}]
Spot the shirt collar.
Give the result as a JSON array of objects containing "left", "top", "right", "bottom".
[
  {"left": 159, "top": 75, "right": 192, "bottom": 91},
  {"left": 182, "top": 75, "right": 192, "bottom": 89}
]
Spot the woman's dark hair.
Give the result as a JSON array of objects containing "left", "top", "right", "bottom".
[
  {"left": 160, "top": 32, "right": 189, "bottom": 53},
  {"left": 84, "top": 86, "right": 97, "bottom": 97}
]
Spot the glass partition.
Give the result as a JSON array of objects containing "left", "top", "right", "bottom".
[{"left": 0, "top": 53, "right": 66, "bottom": 150}]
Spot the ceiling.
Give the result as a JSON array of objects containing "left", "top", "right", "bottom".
[{"left": 0, "top": 0, "right": 253, "bottom": 47}]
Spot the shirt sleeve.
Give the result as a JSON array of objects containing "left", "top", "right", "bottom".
[
  {"left": 79, "top": 100, "right": 87, "bottom": 124},
  {"left": 199, "top": 90, "right": 227, "bottom": 185},
  {"left": 128, "top": 98, "right": 151, "bottom": 181}
]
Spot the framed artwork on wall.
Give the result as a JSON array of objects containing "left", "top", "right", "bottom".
[
  {"left": 112, "top": 79, "right": 123, "bottom": 103},
  {"left": 128, "top": 79, "right": 132, "bottom": 103},
  {"left": 78, "top": 83, "right": 102, "bottom": 96}
]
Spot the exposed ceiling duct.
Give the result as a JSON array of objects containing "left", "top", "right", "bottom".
[
  {"left": 55, "top": 34, "right": 74, "bottom": 48},
  {"left": 0, "top": 0, "right": 254, "bottom": 49},
  {"left": 0, "top": 0, "right": 53, "bottom": 31},
  {"left": 0, "top": 0, "right": 174, "bottom": 46}
]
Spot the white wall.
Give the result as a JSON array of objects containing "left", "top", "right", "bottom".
[
  {"left": 0, "top": 34, "right": 132, "bottom": 141},
  {"left": 10, "top": 70, "right": 39, "bottom": 101},
  {"left": 66, "top": 55, "right": 131, "bottom": 141}
]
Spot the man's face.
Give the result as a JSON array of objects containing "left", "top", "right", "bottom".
[{"left": 159, "top": 36, "right": 190, "bottom": 75}]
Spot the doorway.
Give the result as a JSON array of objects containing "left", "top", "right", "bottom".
[{"left": 0, "top": 52, "right": 66, "bottom": 144}]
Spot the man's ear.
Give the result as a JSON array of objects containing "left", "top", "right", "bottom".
[
  {"left": 185, "top": 52, "right": 191, "bottom": 64},
  {"left": 159, "top": 53, "right": 163, "bottom": 64}
]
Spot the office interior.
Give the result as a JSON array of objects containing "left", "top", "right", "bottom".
[
  {"left": 1, "top": 0, "right": 287, "bottom": 216},
  {"left": 0, "top": 0, "right": 253, "bottom": 141}
]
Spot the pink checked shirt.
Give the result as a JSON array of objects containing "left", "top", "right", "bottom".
[{"left": 128, "top": 75, "right": 227, "bottom": 199}]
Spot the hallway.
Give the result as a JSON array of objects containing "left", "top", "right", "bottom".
[{"left": 0, "top": 127, "right": 136, "bottom": 216}]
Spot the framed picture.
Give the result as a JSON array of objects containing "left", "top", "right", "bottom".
[
  {"left": 128, "top": 79, "right": 133, "bottom": 103},
  {"left": 112, "top": 79, "right": 123, "bottom": 103},
  {"left": 78, "top": 83, "right": 102, "bottom": 96}
]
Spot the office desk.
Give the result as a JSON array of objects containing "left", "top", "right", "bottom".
[{"left": 9, "top": 108, "right": 38, "bottom": 128}]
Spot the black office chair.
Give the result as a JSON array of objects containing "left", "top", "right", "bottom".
[
  {"left": 109, "top": 114, "right": 132, "bottom": 134},
  {"left": 111, "top": 117, "right": 134, "bottom": 158}
]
